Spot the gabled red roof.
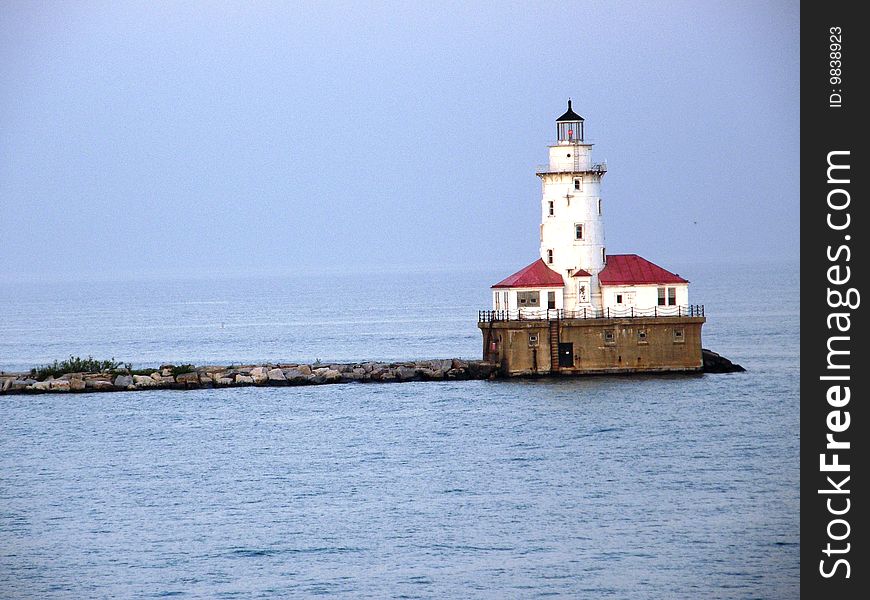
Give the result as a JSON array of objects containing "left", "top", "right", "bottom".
[
  {"left": 492, "top": 259, "right": 565, "bottom": 289},
  {"left": 598, "top": 254, "right": 688, "bottom": 286},
  {"left": 572, "top": 268, "right": 592, "bottom": 277}
]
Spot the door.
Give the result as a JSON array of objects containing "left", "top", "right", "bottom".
[
  {"left": 548, "top": 291, "right": 556, "bottom": 310},
  {"left": 558, "top": 342, "right": 574, "bottom": 367}
]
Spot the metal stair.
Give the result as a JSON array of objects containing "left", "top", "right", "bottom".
[{"left": 549, "top": 319, "right": 560, "bottom": 372}]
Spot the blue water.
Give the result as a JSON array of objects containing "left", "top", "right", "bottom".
[{"left": 0, "top": 261, "right": 799, "bottom": 597}]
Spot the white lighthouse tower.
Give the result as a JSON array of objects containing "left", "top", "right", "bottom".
[{"left": 537, "top": 99, "right": 607, "bottom": 309}]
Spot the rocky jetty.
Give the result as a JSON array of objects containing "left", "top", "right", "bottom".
[
  {"left": 701, "top": 349, "right": 746, "bottom": 373},
  {"left": 0, "top": 359, "right": 498, "bottom": 395}
]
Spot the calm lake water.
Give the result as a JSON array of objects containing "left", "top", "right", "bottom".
[{"left": 1, "top": 261, "right": 799, "bottom": 598}]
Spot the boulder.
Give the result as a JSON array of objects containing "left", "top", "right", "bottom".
[
  {"left": 235, "top": 374, "right": 254, "bottom": 384},
  {"left": 12, "top": 379, "right": 37, "bottom": 391},
  {"left": 323, "top": 369, "right": 342, "bottom": 383},
  {"left": 420, "top": 368, "right": 444, "bottom": 380},
  {"left": 341, "top": 371, "right": 365, "bottom": 382},
  {"left": 69, "top": 378, "right": 86, "bottom": 391},
  {"left": 49, "top": 379, "right": 70, "bottom": 391},
  {"left": 85, "top": 379, "right": 114, "bottom": 391},
  {"left": 396, "top": 366, "right": 420, "bottom": 381},
  {"left": 250, "top": 366, "right": 269, "bottom": 384},
  {"left": 114, "top": 375, "right": 134, "bottom": 388},
  {"left": 451, "top": 359, "right": 469, "bottom": 370},
  {"left": 468, "top": 361, "right": 497, "bottom": 379},
  {"left": 176, "top": 372, "right": 200, "bottom": 386},
  {"left": 283, "top": 369, "right": 309, "bottom": 384},
  {"left": 307, "top": 374, "right": 327, "bottom": 384},
  {"left": 133, "top": 375, "right": 157, "bottom": 387},
  {"left": 313, "top": 367, "right": 329, "bottom": 376},
  {"left": 32, "top": 381, "right": 51, "bottom": 391},
  {"left": 215, "top": 377, "right": 233, "bottom": 386},
  {"left": 267, "top": 368, "right": 286, "bottom": 383},
  {"left": 150, "top": 372, "right": 163, "bottom": 382},
  {"left": 702, "top": 349, "right": 746, "bottom": 373},
  {"left": 445, "top": 368, "right": 464, "bottom": 379},
  {"left": 296, "top": 365, "right": 312, "bottom": 376},
  {"left": 1, "top": 378, "right": 11, "bottom": 393}
]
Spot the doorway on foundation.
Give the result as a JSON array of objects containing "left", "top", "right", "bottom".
[{"left": 558, "top": 342, "right": 574, "bottom": 368}]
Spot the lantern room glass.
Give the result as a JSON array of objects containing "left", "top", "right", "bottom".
[{"left": 557, "top": 121, "right": 583, "bottom": 142}]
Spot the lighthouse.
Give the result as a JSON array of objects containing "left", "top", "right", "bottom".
[
  {"left": 537, "top": 99, "right": 607, "bottom": 310},
  {"left": 480, "top": 100, "right": 705, "bottom": 375},
  {"left": 491, "top": 100, "right": 691, "bottom": 318}
]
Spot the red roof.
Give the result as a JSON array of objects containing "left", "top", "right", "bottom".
[
  {"left": 598, "top": 254, "right": 688, "bottom": 286},
  {"left": 492, "top": 259, "right": 565, "bottom": 289},
  {"left": 572, "top": 268, "right": 592, "bottom": 277}
]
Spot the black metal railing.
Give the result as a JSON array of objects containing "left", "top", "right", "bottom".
[{"left": 479, "top": 304, "right": 705, "bottom": 323}]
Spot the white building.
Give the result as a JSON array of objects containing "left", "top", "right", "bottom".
[{"left": 492, "top": 101, "right": 690, "bottom": 318}]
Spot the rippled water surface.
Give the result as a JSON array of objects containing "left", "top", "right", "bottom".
[{"left": 1, "top": 261, "right": 799, "bottom": 597}]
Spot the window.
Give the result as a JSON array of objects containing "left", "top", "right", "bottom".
[
  {"left": 503, "top": 291, "right": 508, "bottom": 307},
  {"left": 574, "top": 223, "right": 584, "bottom": 240},
  {"left": 637, "top": 329, "right": 648, "bottom": 344},
  {"left": 528, "top": 333, "right": 539, "bottom": 347},
  {"left": 602, "top": 248, "right": 606, "bottom": 264},
  {"left": 673, "top": 328, "right": 685, "bottom": 343},
  {"left": 517, "top": 291, "right": 539, "bottom": 307},
  {"left": 548, "top": 200, "right": 554, "bottom": 216},
  {"left": 616, "top": 293, "right": 623, "bottom": 304},
  {"left": 598, "top": 199, "right": 602, "bottom": 215},
  {"left": 659, "top": 287, "right": 677, "bottom": 306},
  {"left": 547, "top": 249, "right": 554, "bottom": 264},
  {"left": 574, "top": 177, "right": 582, "bottom": 190},
  {"left": 604, "top": 330, "right": 615, "bottom": 345},
  {"left": 547, "top": 291, "right": 556, "bottom": 310},
  {"left": 494, "top": 292, "right": 500, "bottom": 310}
]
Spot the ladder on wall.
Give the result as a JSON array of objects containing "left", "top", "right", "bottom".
[
  {"left": 573, "top": 142, "right": 580, "bottom": 172},
  {"left": 549, "top": 319, "right": 560, "bottom": 373}
]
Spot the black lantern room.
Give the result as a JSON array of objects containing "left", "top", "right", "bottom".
[{"left": 556, "top": 99, "right": 584, "bottom": 142}]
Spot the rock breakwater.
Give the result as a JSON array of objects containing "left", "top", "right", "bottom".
[{"left": 0, "top": 360, "right": 498, "bottom": 395}]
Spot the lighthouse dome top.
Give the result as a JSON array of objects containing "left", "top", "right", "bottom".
[{"left": 556, "top": 99, "right": 584, "bottom": 122}]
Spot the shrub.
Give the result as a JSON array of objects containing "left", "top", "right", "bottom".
[
  {"left": 171, "top": 364, "right": 196, "bottom": 376},
  {"left": 30, "top": 355, "right": 122, "bottom": 381}
]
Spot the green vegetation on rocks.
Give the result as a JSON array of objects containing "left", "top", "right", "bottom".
[{"left": 30, "top": 356, "right": 122, "bottom": 381}]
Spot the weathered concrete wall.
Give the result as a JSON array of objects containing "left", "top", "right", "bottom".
[{"left": 479, "top": 316, "right": 705, "bottom": 375}]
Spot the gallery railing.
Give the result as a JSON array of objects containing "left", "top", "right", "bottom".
[
  {"left": 534, "top": 162, "right": 608, "bottom": 175},
  {"left": 478, "top": 305, "right": 705, "bottom": 323}
]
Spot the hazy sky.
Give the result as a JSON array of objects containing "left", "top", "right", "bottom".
[{"left": 1, "top": 1, "right": 799, "bottom": 280}]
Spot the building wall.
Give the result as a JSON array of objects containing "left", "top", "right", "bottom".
[
  {"left": 600, "top": 283, "right": 690, "bottom": 312},
  {"left": 492, "top": 287, "right": 564, "bottom": 313},
  {"left": 480, "top": 316, "right": 705, "bottom": 375},
  {"left": 548, "top": 142, "right": 592, "bottom": 171}
]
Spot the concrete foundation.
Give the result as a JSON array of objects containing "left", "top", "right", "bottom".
[{"left": 479, "top": 316, "right": 705, "bottom": 376}]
